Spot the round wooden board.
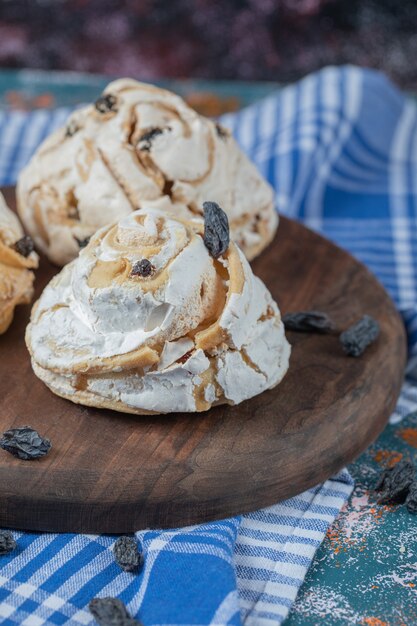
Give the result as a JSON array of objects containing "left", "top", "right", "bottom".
[{"left": 0, "top": 187, "right": 406, "bottom": 534}]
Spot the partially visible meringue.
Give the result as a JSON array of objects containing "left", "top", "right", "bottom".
[
  {"left": 0, "top": 193, "right": 38, "bottom": 334},
  {"left": 17, "top": 78, "right": 277, "bottom": 266},
  {"left": 26, "top": 207, "right": 290, "bottom": 414}
]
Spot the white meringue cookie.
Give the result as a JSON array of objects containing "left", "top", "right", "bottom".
[
  {"left": 0, "top": 193, "right": 39, "bottom": 334},
  {"left": 26, "top": 208, "right": 290, "bottom": 415},
  {"left": 17, "top": 78, "right": 277, "bottom": 266}
]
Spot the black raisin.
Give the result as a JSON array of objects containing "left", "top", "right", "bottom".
[
  {"left": 131, "top": 259, "right": 155, "bottom": 278},
  {"left": 340, "top": 315, "right": 380, "bottom": 357},
  {"left": 113, "top": 536, "right": 142, "bottom": 573},
  {"left": 215, "top": 123, "right": 229, "bottom": 139},
  {"left": 75, "top": 236, "right": 91, "bottom": 249},
  {"left": 0, "top": 426, "right": 51, "bottom": 460},
  {"left": 0, "top": 530, "right": 16, "bottom": 555},
  {"left": 65, "top": 120, "right": 79, "bottom": 137},
  {"left": 95, "top": 94, "right": 118, "bottom": 114},
  {"left": 89, "top": 597, "right": 142, "bottom": 626},
  {"left": 138, "top": 127, "right": 164, "bottom": 151},
  {"left": 203, "top": 201, "right": 230, "bottom": 258},
  {"left": 375, "top": 460, "right": 415, "bottom": 504},
  {"left": 283, "top": 311, "right": 335, "bottom": 334},
  {"left": 13, "top": 235, "right": 34, "bottom": 258}
]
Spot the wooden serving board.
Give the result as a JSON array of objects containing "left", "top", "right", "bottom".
[{"left": 0, "top": 187, "right": 406, "bottom": 534}]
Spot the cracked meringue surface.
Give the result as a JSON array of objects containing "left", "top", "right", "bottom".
[
  {"left": 26, "top": 208, "right": 290, "bottom": 415},
  {"left": 17, "top": 78, "right": 277, "bottom": 266},
  {"left": 0, "top": 193, "right": 39, "bottom": 334}
]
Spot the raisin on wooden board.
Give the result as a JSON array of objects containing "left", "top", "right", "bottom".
[
  {"left": 0, "top": 426, "right": 51, "bottom": 460},
  {"left": 89, "top": 597, "right": 143, "bottom": 626},
  {"left": 113, "top": 536, "right": 142, "bottom": 573},
  {"left": 340, "top": 315, "right": 380, "bottom": 357},
  {"left": 0, "top": 530, "right": 16, "bottom": 555},
  {"left": 375, "top": 460, "right": 415, "bottom": 504},
  {"left": 203, "top": 201, "right": 230, "bottom": 258},
  {"left": 282, "top": 311, "right": 334, "bottom": 334}
]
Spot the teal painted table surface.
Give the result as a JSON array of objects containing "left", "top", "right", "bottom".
[
  {"left": 0, "top": 69, "right": 415, "bottom": 625},
  {"left": 287, "top": 413, "right": 417, "bottom": 626},
  {"left": 0, "top": 68, "right": 280, "bottom": 114}
]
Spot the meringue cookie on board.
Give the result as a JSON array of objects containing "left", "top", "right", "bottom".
[
  {"left": 0, "top": 193, "right": 38, "bottom": 334},
  {"left": 17, "top": 78, "right": 277, "bottom": 266},
  {"left": 26, "top": 208, "right": 290, "bottom": 415}
]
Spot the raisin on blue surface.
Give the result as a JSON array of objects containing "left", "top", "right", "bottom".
[
  {"left": 113, "top": 536, "right": 142, "bottom": 572},
  {"left": 89, "top": 597, "right": 143, "bottom": 626},
  {"left": 375, "top": 460, "right": 415, "bottom": 504},
  {"left": 0, "top": 530, "right": 16, "bottom": 555},
  {"left": 0, "top": 426, "right": 51, "bottom": 460},
  {"left": 340, "top": 315, "right": 380, "bottom": 356},
  {"left": 203, "top": 201, "right": 230, "bottom": 258},
  {"left": 283, "top": 311, "right": 335, "bottom": 333}
]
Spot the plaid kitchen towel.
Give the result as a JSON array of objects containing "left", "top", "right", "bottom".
[{"left": 0, "top": 64, "right": 416, "bottom": 625}]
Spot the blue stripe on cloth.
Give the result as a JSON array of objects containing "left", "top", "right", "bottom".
[{"left": 2, "top": 65, "right": 417, "bottom": 624}]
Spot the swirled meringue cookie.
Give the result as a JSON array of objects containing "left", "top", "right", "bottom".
[
  {"left": 17, "top": 78, "right": 277, "bottom": 266},
  {"left": 26, "top": 208, "right": 290, "bottom": 414},
  {"left": 0, "top": 193, "right": 39, "bottom": 334}
]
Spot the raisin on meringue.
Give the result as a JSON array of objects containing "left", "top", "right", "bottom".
[
  {"left": 17, "top": 78, "right": 277, "bottom": 266},
  {"left": 26, "top": 207, "right": 290, "bottom": 415},
  {"left": 0, "top": 193, "right": 38, "bottom": 334}
]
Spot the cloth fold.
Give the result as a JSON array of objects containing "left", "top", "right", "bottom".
[{"left": 1, "top": 65, "right": 417, "bottom": 625}]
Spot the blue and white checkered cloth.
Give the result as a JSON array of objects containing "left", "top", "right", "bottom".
[{"left": 1, "top": 65, "right": 416, "bottom": 625}]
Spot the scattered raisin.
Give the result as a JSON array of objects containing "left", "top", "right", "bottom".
[
  {"left": 131, "top": 259, "right": 155, "bottom": 278},
  {"left": 406, "top": 482, "right": 417, "bottom": 514},
  {"left": 65, "top": 120, "right": 79, "bottom": 137},
  {"left": 113, "top": 536, "right": 142, "bottom": 573},
  {"left": 0, "top": 426, "right": 51, "bottom": 460},
  {"left": 203, "top": 201, "right": 230, "bottom": 258},
  {"left": 340, "top": 315, "right": 380, "bottom": 357},
  {"left": 375, "top": 460, "right": 415, "bottom": 504},
  {"left": 13, "top": 235, "right": 34, "bottom": 258},
  {"left": 138, "top": 127, "right": 164, "bottom": 151},
  {"left": 0, "top": 530, "right": 16, "bottom": 555},
  {"left": 215, "top": 123, "right": 229, "bottom": 139},
  {"left": 95, "top": 94, "right": 118, "bottom": 114},
  {"left": 283, "top": 311, "right": 335, "bottom": 334},
  {"left": 177, "top": 350, "right": 193, "bottom": 364},
  {"left": 75, "top": 236, "right": 91, "bottom": 249},
  {"left": 89, "top": 597, "right": 142, "bottom": 626}
]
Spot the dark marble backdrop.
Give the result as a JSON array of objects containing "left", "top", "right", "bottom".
[{"left": 0, "top": 1, "right": 416, "bottom": 87}]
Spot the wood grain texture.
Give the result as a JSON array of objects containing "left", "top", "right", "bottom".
[{"left": 0, "top": 187, "right": 407, "bottom": 533}]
